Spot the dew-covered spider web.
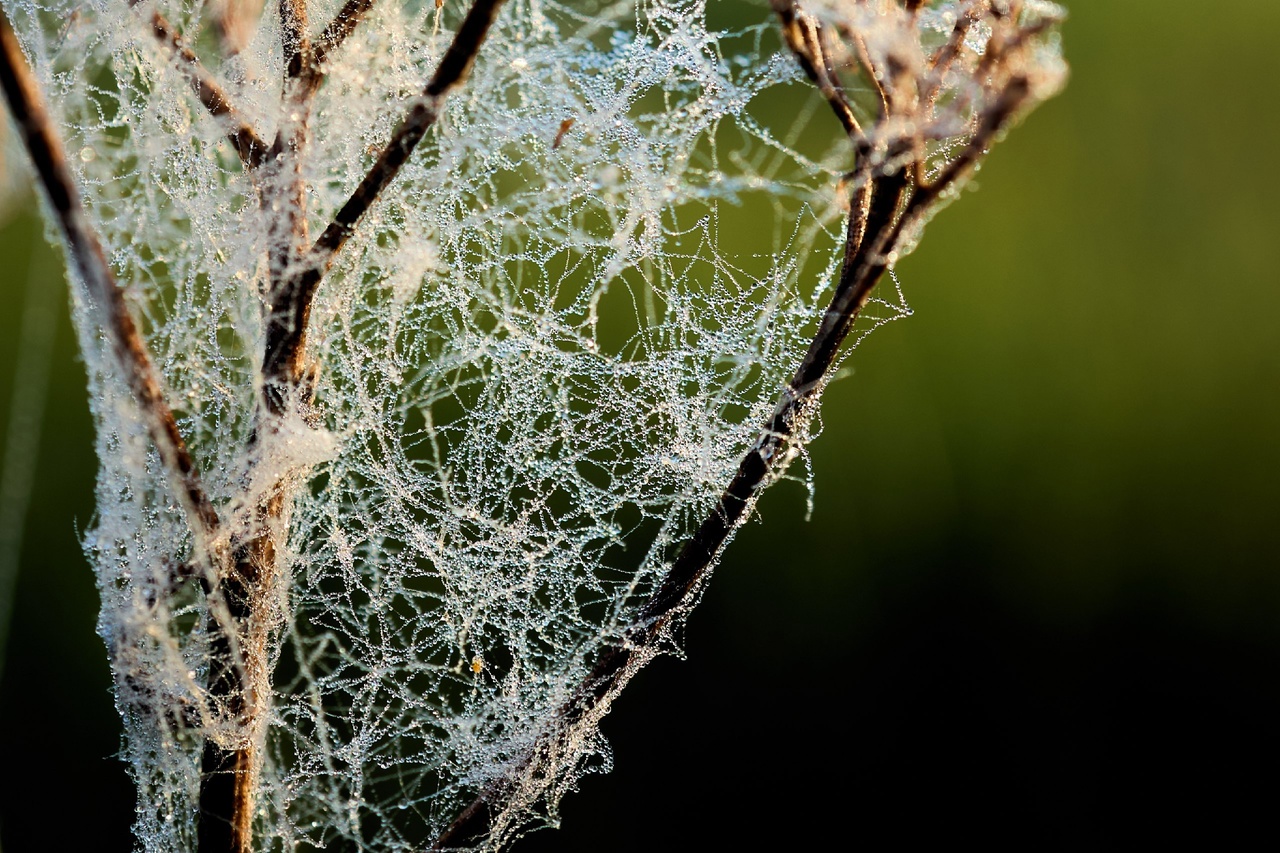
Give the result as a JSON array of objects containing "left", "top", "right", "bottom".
[{"left": 2, "top": 0, "right": 964, "bottom": 849}]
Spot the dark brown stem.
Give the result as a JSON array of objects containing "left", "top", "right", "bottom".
[
  {"left": 142, "top": 9, "right": 269, "bottom": 168},
  {"left": 197, "top": 3, "right": 317, "bottom": 850},
  {"left": 257, "top": 0, "right": 322, "bottom": 412},
  {"left": 771, "top": 0, "right": 863, "bottom": 142},
  {"left": 976, "top": 17, "right": 1057, "bottom": 81},
  {"left": 433, "top": 5, "right": 1058, "bottom": 847},
  {"left": 199, "top": 3, "right": 508, "bottom": 849},
  {"left": 0, "top": 9, "right": 222, "bottom": 551},
  {"left": 261, "top": 0, "right": 508, "bottom": 403},
  {"left": 1, "top": 23, "right": 259, "bottom": 846},
  {"left": 198, "top": 490, "right": 285, "bottom": 853},
  {"left": 928, "top": 0, "right": 987, "bottom": 79},
  {"left": 313, "top": 0, "right": 381, "bottom": 67},
  {"left": 434, "top": 171, "right": 914, "bottom": 853},
  {"left": 260, "top": 0, "right": 315, "bottom": 403},
  {"left": 278, "top": 0, "right": 311, "bottom": 81},
  {"left": 915, "top": 74, "right": 1032, "bottom": 195},
  {"left": 197, "top": 743, "right": 256, "bottom": 853}
]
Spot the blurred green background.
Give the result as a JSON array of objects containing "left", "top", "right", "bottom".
[{"left": 2, "top": 1, "right": 1278, "bottom": 849}]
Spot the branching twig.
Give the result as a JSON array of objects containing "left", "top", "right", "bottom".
[
  {"left": 197, "top": 3, "right": 508, "bottom": 850},
  {"left": 196, "top": 495, "right": 283, "bottom": 853},
  {"left": 431, "top": 2, "right": 1060, "bottom": 847},
  {"left": 6, "top": 0, "right": 1060, "bottom": 848},
  {"left": 772, "top": 0, "right": 863, "bottom": 142},
  {"left": 131, "top": 2, "right": 269, "bottom": 169},
  {"left": 260, "top": 0, "right": 314, "bottom": 404},
  {"left": 313, "top": 0, "right": 381, "bottom": 67},
  {"left": 196, "top": 3, "right": 319, "bottom": 849},
  {"left": 278, "top": 0, "right": 311, "bottom": 81},
  {"left": 0, "top": 33, "right": 262, "bottom": 848},
  {"left": 261, "top": 0, "right": 508, "bottom": 404}
]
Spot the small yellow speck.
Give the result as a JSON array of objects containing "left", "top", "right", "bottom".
[{"left": 470, "top": 656, "right": 484, "bottom": 674}]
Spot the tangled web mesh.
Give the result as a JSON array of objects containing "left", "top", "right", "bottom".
[{"left": 6, "top": 0, "right": 1061, "bottom": 849}]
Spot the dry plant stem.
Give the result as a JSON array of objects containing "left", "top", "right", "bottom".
[
  {"left": 8, "top": 0, "right": 1052, "bottom": 846},
  {"left": 773, "top": 2, "right": 862, "bottom": 142},
  {"left": 0, "top": 21, "right": 257, "bottom": 846},
  {"left": 262, "top": 0, "right": 314, "bottom": 396},
  {"left": 195, "top": 2, "right": 509, "bottom": 850},
  {"left": 137, "top": 5, "right": 269, "bottom": 169},
  {"left": 0, "top": 11, "right": 223, "bottom": 551},
  {"left": 436, "top": 2, "right": 1048, "bottom": 846},
  {"left": 313, "top": 0, "right": 381, "bottom": 66},
  {"left": 197, "top": 496, "right": 284, "bottom": 853},
  {"left": 3, "top": 11, "right": 269, "bottom": 845},
  {"left": 198, "top": 2, "right": 317, "bottom": 850},
  {"left": 262, "top": 0, "right": 508, "bottom": 392},
  {"left": 432, "top": 166, "right": 912, "bottom": 853},
  {"left": 927, "top": 0, "right": 986, "bottom": 81}
]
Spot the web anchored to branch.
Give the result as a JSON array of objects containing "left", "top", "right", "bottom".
[{"left": 0, "top": 1, "right": 1064, "bottom": 850}]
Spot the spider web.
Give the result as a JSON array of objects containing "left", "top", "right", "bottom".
[{"left": 5, "top": 0, "right": 950, "bottom": 849}]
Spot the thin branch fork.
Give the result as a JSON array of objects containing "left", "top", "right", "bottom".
[
  {"left": 199, "top": 2, "right": 509, "bottom": 851},
  {"left": 261, "top": 0, "right": 315, "bottom": 381},
  {"left": 0, "top": 34, "right": 261, "bottom": 846},
  {"left": 129, "top": 1, "right": 269, "bottom": 169},
  {"left": 0, "top": 12, "right": 266, "bottom": 852},
  {"left": 198, "top": 3, "right": 322, "bottom": 850},
  {"left": 434, "top": 3, "right": 1054, "bottom": 848},
  {"left": 253, "top": 0, "right": 390, "bottom": 402},
  {"left": 313, "top": 0, "right": 380, "bottom": 67},
  {"left": 175, "top": 2, "right": 321, "bottom": 850},
  {"left": 7, "top": 0, "right": 1049, "bottom": 848},
  {"left": 772, "top": 0, "right": 862, "bottom": 142},
  {"left": 134, "top": 0, "right": 396, "bottom": 172},
  {"left": 261, "top": 0, "right": 508, "bottom": 403}
]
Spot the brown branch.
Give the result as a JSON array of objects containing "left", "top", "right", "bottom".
[
  {"left": 976, "top": 16, "right": 1058, "bottom": 81},
  {"left": 915, "top": 74, "right": 1032, "bottom": 196},
  {"left": 260, "top": 0, "right": 508, "bottom": 406},
  {"left": 278, "top": 0, "right": 311, "bottom": 81},
  {"left": 0, "top": 39, "right": 256, "bottom": 847},
  {"left": 928, "top": 0, "right": 987, "bottom": 78},
  {"left": 197, "top": 492, "right": 284, "bottom": 853},
  {"left": 196, "top": 5, "right": 320, "bottom": 851},
  {"left": 132, "top": 3, "right": 269, "bottom": 168},
  {"left": 313, "top": 0, "right": 381, "bottom": 67},
  {"left": 853, "top": 30, "right": 891, "bottom": 120},
  {"left": 2, "top": 13, "right": 278, "bottom": 852},
  {"left": 199, "top": 3, "right": 508, "bottom": 849},
  {"left": 151, "top": 13, "right": 267, "bottom": 167},
  {"left": 771, "top": 0, "right": 863, "bottom": 142},
  {"left": 433, "top": 170, "right": 915, "bottom": 853},
  {"left": 260, "top": 0, "right": 315, "bottom": 398},
  {"left": 0, "top": 9, "right": 223, "bottom": 552},
  {"left": 431, "top": 73, "right": 920, "bottom": 853},
  {"left": 432, "top": 6, "right": 1061, "bottom": 848}
]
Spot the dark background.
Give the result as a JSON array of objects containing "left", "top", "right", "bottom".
[{"left": 3, "top": 1, "right": 1278, "bottom": 849}]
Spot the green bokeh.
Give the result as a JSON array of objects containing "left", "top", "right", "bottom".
[{"left": 2, "top": 1, "right": 1277, "bottom": 849}]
